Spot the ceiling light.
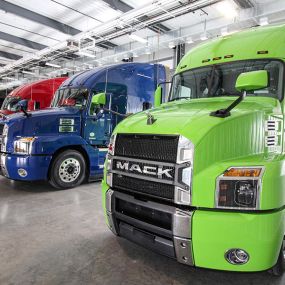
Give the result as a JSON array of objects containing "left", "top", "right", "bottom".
[
  {"left": 78, "top": 51, "right": 96, "bottom": 58},
  {"left": 45, "top": 62, "right": 61, "bottom": 68},
  {"left": 132, "top": 52, "right": 138, "bottom": 58},
  {"left": 114, "top": 57, "right": 119, "bottom": 62},
  {"left": 200, "top": 33, "right": 208, "bottom": 41},
  {"left": 186, "top": 37, "right": 193, "bottom": 44},
  {"left": 22, "top": 70, "right": 35, "bottom": 75},
  {"left": 168, "top": 42, "right": 176, "bottom": 49},
  {"left": 216, "top": 0, "right": 238, "bottom": 19},
  {"left": 3, "top": 76, "right": 14, "bottom": 80},
  {"left": 259, "top": 17, "right": 269, "bottom": 26},
  {"left": 129, "top": 33, "right": 148, "bottom": 44}
]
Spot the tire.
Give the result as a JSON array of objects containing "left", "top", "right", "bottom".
[
  {"left": 269, "top": 237, "right": 285, "bottom": 276},
  {"left": 49, "top": 150, "right": 86, "bottom": 189}
]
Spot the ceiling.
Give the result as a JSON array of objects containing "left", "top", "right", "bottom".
[{"left": 0, "top": 0, "right": 284, "bottom": 90}]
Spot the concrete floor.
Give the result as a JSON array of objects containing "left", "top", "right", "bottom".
[{"left": 0, "top": 178, "right": 284, "bottom": 285}]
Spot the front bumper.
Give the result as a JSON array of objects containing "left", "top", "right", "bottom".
[
  {"left": 0, "top": 153, "right": 52, "bottom": 181},
  {"left": 104, "top": 186, "right": 285, "bottom": 272},
  {"left": 105, "top": 189, "right": 193, "bottom": 265}
]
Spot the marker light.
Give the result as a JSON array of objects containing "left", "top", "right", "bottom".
[{"left": 223, "top": 168, "right": 262, "bottom": 177}]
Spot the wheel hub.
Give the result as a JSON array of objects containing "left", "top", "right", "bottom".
[{"left": 59, "top": 158, "right": 81, "bottom": 183}]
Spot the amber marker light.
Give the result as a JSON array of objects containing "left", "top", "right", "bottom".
[{"left": 223, "top": 168, "right": 262, "bottom": 177}]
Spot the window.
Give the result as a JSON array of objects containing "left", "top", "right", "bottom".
[
  {"left": 51, "top": 88, "right": 89, "bottom": 109},
  {"left": 169, "top": 60, "right": 284, "bottom": 102}
]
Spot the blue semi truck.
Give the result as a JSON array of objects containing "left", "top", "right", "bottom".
[{"left": 0, "top": 63, "right": 167, "bottom": 189}]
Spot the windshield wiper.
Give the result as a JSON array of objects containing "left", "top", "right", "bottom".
[
  {"left": 169, "top": 97, "right": 190, "bottom": 102},
  {"left": 210, "top": 91, "right": 246, "bottom": 118}
]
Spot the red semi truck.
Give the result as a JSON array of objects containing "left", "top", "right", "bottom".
[{"left": 0, "top": 77, "right": 67, "bottom": 115}]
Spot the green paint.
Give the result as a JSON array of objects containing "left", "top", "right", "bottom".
[
  {"left": 92, "top": 92, "right": 106, "bottom": 105},
  {"left": 235, "top": 70, "right": 269, "bottom": 92},
  {"left": 154, "top": 85, "right": 162, "bottom": 107},
  {"left": 102, "top": 24, "right": 285, "bottom": 272}
]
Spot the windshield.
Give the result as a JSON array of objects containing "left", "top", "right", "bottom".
[
  {"left": 169, "top": 60, "right": 284, "bottom": 102},
  {"left": 1, "top": 96, "right": 21, "bottom": 111},
  {"left": 51, "top": 88, "right": 89, "bottom": 108}
]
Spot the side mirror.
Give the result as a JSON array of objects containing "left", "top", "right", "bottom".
[
  {"left": 235, "top": 70, "right": 268, "bottom": 92},
  {"left": 154, "top": 86, "right": 162, "bottom": 108},
  {"left": 16, "top": 99, "right": 28, "bottom": 111},
  {"left": 92, "top": 92, "right": 106, "bottom": 105}
]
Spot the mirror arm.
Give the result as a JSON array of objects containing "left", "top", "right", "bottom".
[
  {"left": 101, "top": 107, "right": 130, "bottom": 118},
  {"left": 158, "top": 81, "right": 172, "bottom": 87},
  {"left": 210, "top": 91, "right": 246, "bottom": 118},
  {"left": 21, "top": 106, "right": 31, "bottom": 118}
]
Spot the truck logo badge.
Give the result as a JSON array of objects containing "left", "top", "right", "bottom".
[
  {"left": 146, "top": 112, "right": 156, "bottom": 125},
  {"left": 116, "top": 161, "right": 173, "bottom": 179}
]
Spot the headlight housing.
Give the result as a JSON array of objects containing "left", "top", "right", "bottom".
[
  {"left": 1, "top": 124, "right": 9, "bottom": 152},
  {"left": 14, "top": 137, "right": 36, "bottom": 155},
  {"left": 216, "top": 167, "right": 264, "bottom": 210}
]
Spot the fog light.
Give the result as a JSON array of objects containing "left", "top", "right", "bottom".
[
  {"left": 18, "top": 168, "right": 27, "bottom": 177},
  {"left": 225, "top": 248, "right": 249, "bottom": 265}
]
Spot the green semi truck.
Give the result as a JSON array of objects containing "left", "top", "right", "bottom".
[{"left": 101, "top": 24, "right": 285, "bottom": 275}]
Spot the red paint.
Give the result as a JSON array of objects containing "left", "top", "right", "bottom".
[{"left": 0, "top": 77, "right": 67, "bottom": 115}]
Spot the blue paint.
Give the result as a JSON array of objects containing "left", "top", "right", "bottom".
[{"left": 0, "top": 63, "right": 166, "bottom": 182}]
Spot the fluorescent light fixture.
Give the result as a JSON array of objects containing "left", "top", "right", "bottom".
[
  {"left": 186, "top": 37, "right": 193, "bottom": 44},
  {"left": 216, "top": 0, "right": 238, "bottom": 19},
  {"left": 259, "top": 17, "right": 269, "bottom": 26},
  {"left": 3, "top": 76, "right": 14, "bottom": 80},
  {"left": 45, "top": 62, "right": 61, "bottom": 68},
  {"left": 129, "top": 33, "right": 148, "bottom": 44},
  {"left": 168, "top": 42, "right": 176, "bottom": 49},
  {"left": 22, "top": 70, "right": 35, "bottom": 75},
  {"left": 78, "top": 51, "right": 96, "bottom": 58},
  {"left": 221, "top": 27, "right": 229, "bottom": 36},
  {"left": 200, "top": 33, "right": 208, "bottom": 41}
]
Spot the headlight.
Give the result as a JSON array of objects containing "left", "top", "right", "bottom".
[
  {"left": 216, "top": 167, "right": 264, "bottom": 210},
  {"left": 14, "top": 137, "right": 36, "bottom": 155},
  {"left": 1, "top": 124, "right": 9, "bottom": 152}
]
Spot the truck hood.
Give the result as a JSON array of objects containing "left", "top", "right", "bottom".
[
  {"left": 1, "top": 107, "right": 82, "bottom": 153},
  {"left": 115, "top": 96, "right": 282, "bottom": 172}
]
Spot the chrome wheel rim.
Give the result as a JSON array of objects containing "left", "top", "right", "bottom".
[{"left": 59, "top": 158, "right": 81, "bottom": 183}]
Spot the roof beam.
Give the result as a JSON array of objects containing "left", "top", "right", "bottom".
[
  {"left": 0, "top": 31, "right": 46, "bottom": 50},
  {"left": 105, "top": 0, "right": 171, "bottom": 33},
  {"left": 0, "top": 0, "right": 80, "bottom": 35},
  {"left": 0, "top": 50, "right": 22, "bottom": 60},
  {"left": 102, "top": 0, "right": 133, "bottom": 13},
  {"left": 233, "top": 0, "right": 255, "bottom": 8}
]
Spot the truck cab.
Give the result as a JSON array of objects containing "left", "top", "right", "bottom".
[
  {"left": 103, "top": 24, "right": 285, "bottom": 275},
  {"left": 0, "top": 63, "right": 166, "bottom": 189},
  {"left": 0, "top": 77, "right": 67, "bottom": 116}
]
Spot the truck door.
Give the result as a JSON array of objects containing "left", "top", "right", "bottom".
[{"left": 83, "top": 69, "right": 128, "bottom": 147}]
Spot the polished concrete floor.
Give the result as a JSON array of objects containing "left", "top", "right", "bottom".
[{"left": 0, "top": 177, "right": 284, "bottom": 285}]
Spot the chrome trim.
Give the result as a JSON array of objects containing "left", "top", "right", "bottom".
[
  {"left": 109, "top": 155, "right": 190, "bottom": 191},
  {"left": 215, "top": 166, "right": 265, "bottom": 210},
  {"left": 105, "top": 189, "right": 118, "bottom": 235},
  {"left": 173, "top": 209, "right": 192, "bottom": 238},
  {"left": 173, "top": 237, "right": 193, "bottom": 265}
]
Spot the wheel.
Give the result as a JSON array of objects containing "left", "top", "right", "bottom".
[
  {"left": 269, "top": 237, "right": 285, "bottom": 276},
  {"left": 49, "top": 150, "right": 86, "bottom": 189}
]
